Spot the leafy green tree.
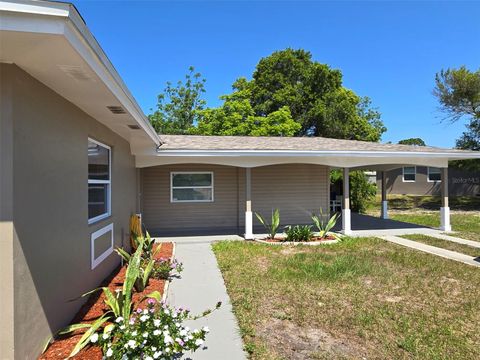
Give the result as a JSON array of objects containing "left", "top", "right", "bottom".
[
  {"left": 330, "top": 170, "right": 376, "bottom": 213},
  {"left": 398, "top": 138, "right": 426, "bottom": 146},
  {"left": 149, "top": 66, "right": 206, "bottom": 134},
  {"left": 433, "top": 66, "right": 480, "bottom": 150},
  {"left": 434, "top": 66, "right": 480, "bottom": 170},
  {"left": 192, "top": 79, "right": 301, "bottom": 136},
  {"left": 247, "top": 48, "right": 386, "bottom": 140}
]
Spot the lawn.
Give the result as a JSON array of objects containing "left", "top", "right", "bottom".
[
  {"left": 402, "top": 234, "right": 480, "bottom": 258},
  {"left": 366, "top": 195, "right": 480, "bottom": 242},
  {"left": 213, "top": 239, "right": 480, "bottom": 360}
]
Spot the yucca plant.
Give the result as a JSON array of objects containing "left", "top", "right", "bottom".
[
  {"left": 311, "top": 208, "right": 341, "bottom": 240},
  {"left": 255, "top": 209, "right": 280, "bottom": 240},
  {"left": 44, "top": 238, "right": 161, "bottom": 358}
]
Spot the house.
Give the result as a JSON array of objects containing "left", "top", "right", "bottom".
[
  {"left": 1, "top": 1, "right": 480, "bottom": 359},
  {"left": 377, "top": 166, "right": 480, "bottom": 197}
]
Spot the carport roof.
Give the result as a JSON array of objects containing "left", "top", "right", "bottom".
[{"left": 158, "top": 134, "right": 479, "bottom": 156}]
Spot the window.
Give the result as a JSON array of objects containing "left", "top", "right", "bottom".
[
  {"left": 403, "top": 166, "right": 416, "bottom": 182},
  {"left": 88, "top": 138, "right": 111, "bottom": 223},
  {"left": 428, "top": 167, "right": 442, "bottom": 182},
  {"left": 171, "top": 172, "right": 213, "bottom": 202},
  {"left": 90, "top": 223, "right": 113, "bottom": 269}
]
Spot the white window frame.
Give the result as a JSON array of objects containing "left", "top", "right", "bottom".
[
  {"left": 90, "top": 223, "right": 114, "bottom": 269},
  {"left": 88, "top": 138, "right": 111, "bottom": 224},
  {"left": 170, "top": 171, "right": 214, "bottom": 203},
  {"left": 427, "top": 167, "right": 442, "bottom": 182},
  {"left": 402, "top": 166, "right": 416, "bottom": 182}
]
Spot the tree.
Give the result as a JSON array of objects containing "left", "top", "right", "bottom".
[
  {"left": 434, "top": 66, "right": 480, "bottom": 170},
  {"left": 149, "top": 66, "right": 206, "bottom": 134},
  {"left": 433, "top": 66, "right": 480, "bottom": 150},
  {"left": 192, "top": 79, "right": 301, "bottom": 136},
  {"left": 398, "top": 138, "right": 426, "bottom": 146},
  {"left": 247, "top": 48, "right": 386, "bottom": 140},
  {"left": 330, "top": 170, "right": 376, "bottom": 213}
]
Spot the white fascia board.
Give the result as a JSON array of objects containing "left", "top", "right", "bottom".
[{"left": 0, "top": 0, "right": 160, "bottom": 146}]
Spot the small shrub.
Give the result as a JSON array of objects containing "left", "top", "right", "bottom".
[
  {"left": 284, "top": 225, "right": 314, "bottom": 242},
  {"left": 152, "top": 258, "right": 184, "bottom": 280},
  {"left": 93, "top": 298, "right": 221, "bottom": 359},
  {"left": 255, "top": 209, "right": 280, "bottom": 239}
]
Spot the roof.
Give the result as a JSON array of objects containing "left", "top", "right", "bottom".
[
  {"left": 0, "top": 0, "right": 160, "bottom": 147},
  {"left": 158, "top": 135, "right": 476, "bottom": 155}
]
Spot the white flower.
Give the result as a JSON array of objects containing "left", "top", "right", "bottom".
[
  {"left": 140, "top": 314, "right": 149, "bottom": 322},
  {"left": 188, "top": 335, "right": 193, "bottom": 340},
  {"left": 179, "top": 329, "right": 188, "bottom": 336},
  {"left": 90, "top": 333, "right": 98, "bottom": 343},
  {"left": 202, "top": 326, "right": 210, "bottom": 333},
  {"left": 163, "top": 309, "right": 170, "bottom": 315},
  {"left": 121, "top": 355, "right": 128, "bottom": 360},
  {"left": 164, "top": 335, "right": 173, "bottom": 344},
  {"left": 131, "top": 331, "right": 138, "bottom": 336},
  {"left": 119, "top": 325, "right": 126, "bottom": 330},
  {"left": 127, "top": 339, "right": 137, "bottom": 349},
  {"left": 115, "top": 316, "right": 124, "bottom": 323},
  {"left": 106, "top": 348, "right": 113, "bottom": 357},
  {"left": 165, "top": 347, "right": 171, "bottom": 353},
  {"left": 142, "top": 331, "right": 149, "bottom": 338},
  {"left": 143, "top": 309, "right": 149, "bottom": 314},
  {"left": 153, "top": 329, "right": 161, "bottom": 336},
  {"left": 153, "top": 351, "right": 161, "bottom": 359},
  {"left": 102, "top": 333, "right": 110, "bottom": 340},
  {"left": 145, "top": 357, "right": 153, "bottom": 360},
  {"left": 192, "top": 329, "right": 200, "bottom": 334},
  {"left": 195, "top": 339, "right": 204, "bottom": 346},
  {"left": 153, "top": 319, "right": 161, "bottom": 327},
  {"left": 172, "top": 312, "right": 177, "bottom": 318}
]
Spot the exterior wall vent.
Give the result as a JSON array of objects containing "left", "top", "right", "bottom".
[
  {"left": 127, "top": 124, "right": 141, "bottom": 130},
  {"left": 107, "top": 106, "right": 126, "bottom": 114}
]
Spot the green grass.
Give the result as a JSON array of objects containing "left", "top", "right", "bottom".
[
  {"left": 402, "top": 234, "right": 480, "bottom": 258},
  {"left": 390, "top": 213, "right": 480, "bottom": 242},
  {"left": 213, "top": 238, "right": 480, "bottom": 360},
  {"left": 366, "top": 195, "right": 480, "bottom": 212}
]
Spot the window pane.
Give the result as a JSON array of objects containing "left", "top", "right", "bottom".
[
  {"left": 404, "top": 174, "right": 416, "bottom": 181},
  {"left": 172, "top": 188, "right": 212, "bottom": 201},
  {"left": 172, "top": 173, "right": 212, "bottom": 187},
  {"left": 89, "top": 184, "right": 108, "bottom": 218},
  {"left": 88, "top": 140, "right": 110, "bottom": 180},
  {"left": 429, "top": 168, "right": 441, "bottom": 181},
  {"left": 404, "top": 167, "right": 415, "bottom": 174}
]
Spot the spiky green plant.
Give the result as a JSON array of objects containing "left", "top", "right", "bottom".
[
  {"left": 311, "top": 208, "right": 341, "bottom": 240},
  {"left": 255, "top": 209, "right": 280, "bottom": 240}
]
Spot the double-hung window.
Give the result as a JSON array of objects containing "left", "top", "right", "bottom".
[
  {"left": 403, "top": 166, "right": 416, "bottom": 182},
  {"left": 171, "top": 172, "right": 213, "bottom": 203},
  {"left": 88, "top": 138, "right": 111, "bottom": 223},
  {"left": 428, "top": 167, "right": 442, "bottom": 182}
]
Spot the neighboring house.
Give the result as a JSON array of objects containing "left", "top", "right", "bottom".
[
  {"left": 377, "top": 166, "right": 480, "bottom": 197},
  {"left": 1, "top": 1, "right": 480, "bottom": 359}
]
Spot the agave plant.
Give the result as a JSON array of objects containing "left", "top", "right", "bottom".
[
  {"left": 255, "top": 208, "right": 280, "bottom": 240},
  {"left": 311, "top": 208, "right": 341, "bottom": 240},
  {"left": 44, "top": 238, "right": 161, "bottom": 358}
]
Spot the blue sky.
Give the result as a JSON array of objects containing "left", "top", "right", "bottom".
[{"left": 74, "top": 1, "right": 479, "bottom": 147}]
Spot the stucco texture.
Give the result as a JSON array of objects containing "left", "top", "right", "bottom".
[{"left": 1, "top": 64, "right": 137, "bottom": 359}]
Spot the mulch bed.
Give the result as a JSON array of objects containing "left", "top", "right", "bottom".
[
  {"left": 40, "top": 242, "right": 174, "bottom": 360},
  {"left": 263, "top": 235, "right": 338, "bottom": 242}
]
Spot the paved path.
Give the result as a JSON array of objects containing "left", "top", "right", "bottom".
[
  {"left": 164, "top": 239, "right": 246, "bottom": 360},
  {"left": 429, "top": 233, "right": 480, "bottom": 248},
  {"left": 381, "top": 235, "right": 480, "bottom": 267}
]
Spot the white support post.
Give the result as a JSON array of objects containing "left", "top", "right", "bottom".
[
  {"left": 341, "top": 168, "right": 352, "bottom": 235},
  {"left": 245, "top": 168, "right": 254, "bottom": 239},
  {"left": 440, "top": 167, "right": 451, "bottom": 232},
  {"left": 381, "top": 171, "right": 388, "bottom": 220}
]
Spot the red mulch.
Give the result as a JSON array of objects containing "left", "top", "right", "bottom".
[
  {"left": 264, "top": 235, "right": 337, "bottom": 242},
  {"left": 40, "top": 243, "right": 174, "bottom": 360}
]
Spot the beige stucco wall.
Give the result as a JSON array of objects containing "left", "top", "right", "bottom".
[
  {"left": 0, "top": 64, "right": 15, "bottom": 360},
  {"left": 1, "top": 64, "right": 137, "bottom": 359},
  {"left": 141, "top": 163, "right": 329, "bottom": 235}
]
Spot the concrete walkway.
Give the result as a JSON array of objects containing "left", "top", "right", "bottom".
[
  {"left": 162, "top": 238, "right": 246, "bottom": 360},
  {"left": 381, "top": 235, "right": 480, "bottom": 267},
  {"left": 427, "top": 233, "right": 480, "bottom": 248}
]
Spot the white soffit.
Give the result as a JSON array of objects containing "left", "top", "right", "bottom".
[{"left": 0, "top": 0, "right": 160, "bottom": 148}]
